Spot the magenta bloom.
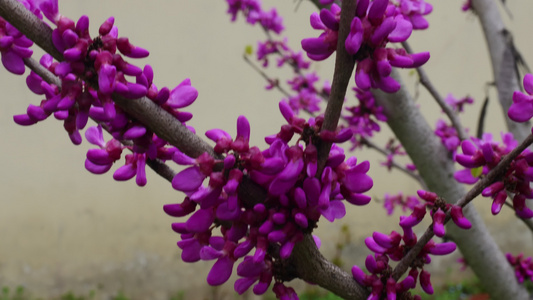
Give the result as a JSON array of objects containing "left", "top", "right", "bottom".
[
  {"left": 508, "top": 73, "right": 533, "bottom": 122},
  {"left": 301, "top": 4, "right": 341, "bottom": 61},
  {"left": 0, "top": 16, "right": 34, "bottom": 75}
]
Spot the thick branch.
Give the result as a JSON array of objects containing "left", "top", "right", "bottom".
[
  {"left": 290, "top": 235, "right": 368, "bottom": 299},
  {"left": 471, "top": 0, "right": 531, "bottom": 141}
]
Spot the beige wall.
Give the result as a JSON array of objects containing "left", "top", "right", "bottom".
[{"left": 1, "top": 1, "right": 533, "bottom": 299}]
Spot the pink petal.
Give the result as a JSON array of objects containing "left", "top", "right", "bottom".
[
  {"left": 207, "top": 256, "right": 234, "bottom": 286},
  {"left": 84, "top": 159, "right": 112, "bottom": 174},
  {"left": 167, "top": 84, "right": 198, "bottom": 108},
  {"left": 523, "top": 73, "right": 533, "bottom": 95},
  {"left": 509, "top": 94, "right": 533, "bottom": 122},
  {"left": 113, "top": 164, "right": 136, "bottom": 181},
  {"left": 2, "top": 50, "right": 25, "bottom": 75},
  {"left": 186, "top": 208, "right": 214, "bottom": 233},
  {"left": 320, "top": 200, "right": 346, "bottom": 222},
  {"left": 172, "top": 166, "right": 205, "bottom": 191},
  {"left": 388, "top": 16, "right": 413, "bottom": 42}
]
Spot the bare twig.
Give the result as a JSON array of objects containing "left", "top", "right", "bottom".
[
  {"left": 242, "top": 54, "right": 291, "bottom": 97},
  {"left": 402, "top": 41, "right": 468, "bottom": 141},
  {"left": 360, "top": 137, "right": 428, "bottom": 190},
  {"left": 392, "top": 133, "right": 533, "bottom": 280}
]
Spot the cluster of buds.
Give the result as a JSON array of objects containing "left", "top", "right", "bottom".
[
  {"left": 506, "top": 253, "right": 533, "bottom": 284},
  {"left": 383, "top": 192, "right": 420, "bottom": 215},
  {"left": 343, "top": 87, "right": 387, "bottom": 149},
  {"left": 454, "top": 133, "right": 533, "bottom": 218},
  {"left": 226, "top": 1, "right": 330, "bottom": 117},
  {"left": 301, "top": 0, "right": 431, "bottom": 93},
  {"left": 11, "top": 0, "right": 198, "bottom": 186},
  {"left": 226, "top": 0, "right": 284, "bottom": 34},
  {"left": 165, "top": 101, "right": 373, "bottom": 297},
  {"left": 351, "top": 189, "right": 470, "bottom": 298}
]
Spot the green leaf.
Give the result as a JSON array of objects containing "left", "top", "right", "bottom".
[
  {"left": 245, "top": 45, "right": 253, "bottom": 56},
  {"left": 471, "top": 166, "right": 483, "bottom": 177}
]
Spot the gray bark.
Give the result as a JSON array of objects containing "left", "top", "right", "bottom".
[{"left": 471, "top": 0, "right": 531, "bottom": 141}]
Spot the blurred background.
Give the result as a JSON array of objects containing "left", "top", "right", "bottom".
[{"left": 1, "top": 0, "right": 533, "bottom": 299}]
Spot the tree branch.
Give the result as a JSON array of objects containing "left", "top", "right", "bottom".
[
  {"left": 23, "top": 56, "right": 179, "bottom": 183},
  {"left": 373, "top": 69, "right": 529, "bottom": 299},
  {"left": 392, "top": 133, "right": 533, "bottom": 280},
  {"left": 316, "top": 0, "right": 356, "bottom": 174},
  {"left": 402, "top": 41, "right": 468, "bottom": 141},
  {"left": 360, "top": 137, "right": 428, "bottom": 190},
  {"left": 470, "top": 0, "right": 531, "bottom": 142}
]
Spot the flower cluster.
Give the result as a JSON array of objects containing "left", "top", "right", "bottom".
[
  {"left": 509, "top": 73, "right": 533, "bottom": 123},
  {"left": 226, "top": 0, "right": 284, "bottom": 34},
  {"left": 283, "top": 72, "right": 327, "bottom": 114},
  {"left": 445, "top": 93, "right": 473, "bottom": 113},
  {"left": 343, "top": 87, "right": 387, "bottom": 148},
  {"left": 434, "top": 119, "right": 460, "bottom": 153},
  {"left": 351, "top": 189, "right": 470, "bottom": 298},
  {"left": 0, "top": 9, "right": 33, "bottom": 75},
  {"left": 226, "top": 0, "right": 331, "bottom": 118},
  {"left": 434, "top": 94, "right": 473, "bottom": 153},
  {"left": 166, "top": 102, "right": 373, "bottom": 297},
  {"left": 454, "top": 133, "right": 533, "bottom": 217},
  {"left": 383, "top": 192, "right": 420, "bottom": 215},
  {"left": 11, "top": 0, "right": 198, "bottom": 186},
  {"left": 506, "top": 253, "right": 533, "bottom": 284},
  {"left": 413, "top": 190, "right": 471, "bottom": 237},
  {"left": 301, "top": 0, "right": 431, "bottom": 93},
  {"left": 380, "top": 138, "right": 410, "bottom": 171}
]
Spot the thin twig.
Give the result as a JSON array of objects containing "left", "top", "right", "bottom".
[
  {"left": 402, "top": 41, "right": 468, "bottom": 141},
  {"left": 242, "top": 54, "right": 291, "bottom": 97},
  {"left": 392, "top": 133, "right": 533, "bottom": 280},
  {"left": 316, "top": 0, "right": 356, "bottom": 175},
  {"left": 503, "top": 200, "right": 533, "bottom": 234},
  {"left": 361, "top": 137, "right": 428, "bottom": 190}
]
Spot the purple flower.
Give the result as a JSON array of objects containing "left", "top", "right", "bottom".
[
  {"left": 444, "top": 93, "right": 474, "bottom": 112},
  {"left": 509, "top": 74, "right": 533, "bottom": 122},
  {"left": 301, "top": 4, "right": 341, "bottom": 61},
  {"left": 84, "top": 125, "right": 123, "bottom": 174},
  {"left": 420, "top": 269, "right": 433, "bottom": 294},
  {"left": 225, "top": 0, "right": 283, "bottom": 34},
  {"left": 113, "top": 153, "right": 147, "bottom": 186},
  {"left": 435, "top": 119, "right": 460, "bottom": 153},
  {"left": 0, "top": 16, "right": 34, "bottom": 75},
  {"left": 383, "top": 193, "right": 420, "bottom": 215},
  {"left": 450, "top": 205, "right": 472, "bottom": 229},
  {"left": 506, "top": 253, "right": 533, "bottom": 283},
  {"left": 29, "top": 0, "right": 60, "bottom": 23},
  {"left": 299, "top": 0, "right": 430, "bottom": 93},
  {"left": 391, "top": 0, "right": 433, "bottom": 30}
]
